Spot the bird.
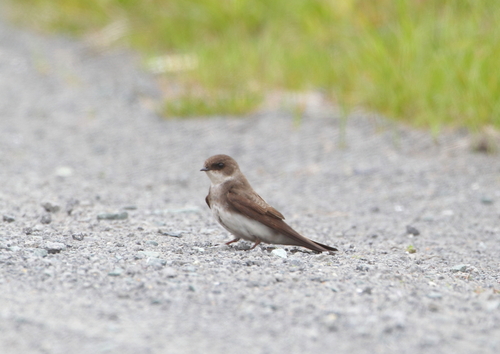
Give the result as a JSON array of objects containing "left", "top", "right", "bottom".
[{"left": 200, "top": 154, "right": 338, "bottom": 252}]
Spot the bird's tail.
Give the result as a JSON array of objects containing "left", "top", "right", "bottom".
[{"left": 312, "top": 240, "right": 338, "bottom": 252}]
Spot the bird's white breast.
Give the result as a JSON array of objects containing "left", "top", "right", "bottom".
[{"left": 211, "top": 203, "right": 291, "bottom": 244}]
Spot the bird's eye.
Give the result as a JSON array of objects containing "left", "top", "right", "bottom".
[{"left": 217, "top": 162, "right": 224, "bottom": 168}]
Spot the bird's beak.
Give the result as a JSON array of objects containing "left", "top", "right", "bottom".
[{"left": 200, "top": 167, "right": 209, "bottom": 171}]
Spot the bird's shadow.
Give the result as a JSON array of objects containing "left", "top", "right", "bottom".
[{"left": 211, "top": 242, "right": 330, "bottom": 255}]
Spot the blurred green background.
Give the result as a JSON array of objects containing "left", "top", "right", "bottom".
[{"left": 6, "top": 0, "right": 500, "bottom": 132}]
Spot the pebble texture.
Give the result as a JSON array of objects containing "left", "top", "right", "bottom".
[{"left": 0, "top": 19, "right": 499, "bottom": 354}]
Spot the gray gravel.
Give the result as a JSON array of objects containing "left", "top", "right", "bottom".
[{"left": 1, "top": 18, "right": 499, "bottom": 354}]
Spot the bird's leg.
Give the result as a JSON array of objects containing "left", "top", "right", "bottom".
[
  {"left": 248, "top": 239, "right": 262, "bottom": 250},
  {"left": 225, "top": 238, "right": 240, "bottom": 245}
]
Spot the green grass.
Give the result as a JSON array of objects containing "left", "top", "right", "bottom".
[
  {"left": 6, "top": 0, "right": 500, "bottom": 130},
  {"left": 163, "top": 91, "right": 262, "bottom": 117},
  {"left": 406, "top": 245, "right": 416, "bottom": 254}
]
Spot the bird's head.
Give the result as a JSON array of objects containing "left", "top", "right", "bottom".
[{"left": 200, "top": 154, "right": 241, "bottom": 184}]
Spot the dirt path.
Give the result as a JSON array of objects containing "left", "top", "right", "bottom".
[{"left": 0, "top": 19, "right": 499, "bottom": 354}]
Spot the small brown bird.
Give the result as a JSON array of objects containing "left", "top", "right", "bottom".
[{"left": 201, "top": 154, "right": 337, "bottom": 252}]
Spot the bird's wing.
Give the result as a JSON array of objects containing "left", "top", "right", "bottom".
[
  {"left": 227, "top": 190, "right": 335, "bottom": 252},
  {"left": 239, "top": 190, "right": 284, "bottom": 219}
]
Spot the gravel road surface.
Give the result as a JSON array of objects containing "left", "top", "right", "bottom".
[{"left": 0, "top": 19, "right": 499, "bottom": 354}]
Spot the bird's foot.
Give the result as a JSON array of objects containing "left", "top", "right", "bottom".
[
  {"left": 248, "top": 239, "right": 262, "bottom": 250},
  {"left": 225, "top": 238, "right": 240, "bottom": 245}
]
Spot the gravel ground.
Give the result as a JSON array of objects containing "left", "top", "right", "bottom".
[{"left": 0, "top": 18, "right": 499, "bottom": 354}]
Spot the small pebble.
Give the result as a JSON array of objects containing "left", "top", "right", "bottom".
[
  {"left": 480, "top": 197, "right": 494, "bottom": 205},
  {"left": 426, "top": 292, "right": 443, "bottom": 299},
  {"left": 450, "top": 264, "right": 468, "bottom": 273},
  {"left": 421, "top": 215, "right": 434, "bottom": 222},
  {"left": 406, "top": 225, "right": 420, "bottom": 236},
  {"left": 158, "top": 229, "right": 182, "bottom": 238},
  {"left": 428, "top": 303, "right": 439, "bottom": 312},
  {"left": 97, "top": 212, "right": 128, "bottom": 220},
  {"left": 485, "top": 301, "right": 500, "bottom": 311},
  {"left": 72, "top": 233, "right": 85, "bottom": 241},
  {"left": 3, "top": 215, "right": 15, "bottom": 223},
  {"left": 329, "top": 286, "right": 340, "bottom": 293},
  {"left": 40, "top": 214, "right": 52, "bottom": 224},
  {"left": 358, "top": 287, "right": 372, "bottom": 295},
  {"left": 356, "top": 264, "right": 370, "bottom": 272},
  {"left": 108, "top": 268, "right": 124, "bottom": 276},
  {"left": 122, "top": 205, "right": 137, "bottom": 210},
  {"left": 45, "top": 242, "right": 66, "bottom": 254},
  {"left": 55, "top": 166, "right": 73, "bottom": 177},
  {"left": 247, "top": 281, "right": 261, "bottom": 288},
  {"left": 147, "top": 257, "right": 167, "bottom": 268},
  {"left": 41, "top": 202, "right": 60, "bottom": 213},
  {"left": 145, "top": 240, "right": 159, "bottom": 246},
  {"left": 271, "top": 249, "right": 287, "bottom": 259},
  {"left": 32, "top": 249, "right": 48, "bottom": 257}
]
